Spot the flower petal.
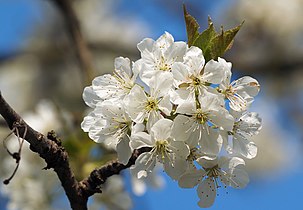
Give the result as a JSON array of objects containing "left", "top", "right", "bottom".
[
  {"left": 203, "top": 57, "right": 231, "bottom": 84},
  {"left": 131, "top": 152, "right": 156, "bottom": 179},
  {"left": 150, "top": 119, "right": 173, "bottom": 140},
  {"left": 178, "top": 169, "right": 205, "bottom": 188},
  {"left": 117, "top": 136, "right": 132, "bottom": 164},
  {"left": 197, "top": 178, "right": 216, "bottom": 208}
]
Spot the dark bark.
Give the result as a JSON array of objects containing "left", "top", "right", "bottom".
[{"left": 0, "top": 91, "right": 149, "bottom": 209}]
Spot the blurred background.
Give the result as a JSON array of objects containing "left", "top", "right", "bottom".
[{"left": 0, "top": 0, "right": 303, "bottom": 209}]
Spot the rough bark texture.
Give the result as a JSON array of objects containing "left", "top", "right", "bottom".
[
  {"left": 0, "top": 91, "right": 149, "bottom": 210},
  {"left": 80, "top": 147, "right": 151, "bottom": 197}
]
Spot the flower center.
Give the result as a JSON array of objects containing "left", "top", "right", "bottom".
[
  {"left": 112, "top": 72, "right": 134, "bottom": 95},
  {"left": 158, "top": 56, "right": 171, "bottom": 71},
  {"left": 145, "top": 98, "right": 158, "bottom": 111},
  {"left": 205, "top": 165, "right": 221, "bottom": 178},
  {"left": 155, "top": 139, "right": 169, "bottom": 160},
  {"left": 223, "top": 85, "right": 235, "bottom": 98},
  {"left": 187, "top": 148, "right": 198, "bottom": 161},
  {"left": 195, "top": 109, "right": 208, "bottom": 124},
  {"left": 191, "top": 76, "right": 201, "bottom": 87}
]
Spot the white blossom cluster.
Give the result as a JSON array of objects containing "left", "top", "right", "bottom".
[{"left": 81, "top": 32, "right": 262, "bottom": 207}]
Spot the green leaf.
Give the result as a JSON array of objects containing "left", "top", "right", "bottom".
[
  {"left": 208, "top": 21, "right": 244, "bottom": 61},
  {"left": 183, "top": 4, "right": 200, "bottom": 47},
  {"left": 192, "top": 17, "right": 217, "bottom": 61},
  {"left": 183, "top": 6, "right": 244, "bottom": 62}
]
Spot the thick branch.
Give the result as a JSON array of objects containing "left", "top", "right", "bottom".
[
  {"left": 0, "top": 91, "right": 150, "bottom": 209},
  {"left": 51, "top": 0, "right": 95, "bottom": 84},
  {"left": 0, "top": 91, "right": 86, "bottom": 210}
]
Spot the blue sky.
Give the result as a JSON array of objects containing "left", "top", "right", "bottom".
[{"left": 1, "top": 1, "right": 303, "bottom": 210}]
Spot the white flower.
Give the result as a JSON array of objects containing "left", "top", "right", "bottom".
[
  {"left": 124, "top": 72, "right": 173, "bottom": 131},
  {"left": 171, "top": 49, "right": 227, "bottom": 104},
  {"left": 130, "top": 119, "right": 190, "bottom": 180},
  {"left": 223, "top": 112, "right": 262, "bottom": 159},
  {"left": 219, "top": 65, "right": 260, "bottom": 111},
  {"left": 136, "top": 32, "right": 187, "bottom": 85},
  {"left": 82, "top": 57, "right": 138, "bottom": 107},
  {"left": 81, "top": 100, "right": 133, "bottom": 164},
  {"left": 178, "top": 157, "right": 249, "bottom": 208},
  {"left": 172, "top": 92, "right": 234, "bottom": 158}
]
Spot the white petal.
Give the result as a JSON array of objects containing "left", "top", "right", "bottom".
[
  {"left": 137, "top": 38, "right": 155, "bottom": 54},
  {"left": 82, "top": 86, "right": 100, "bottom": 108},
  {"left": 208, "top": 109, "right": 234, "bottom": 131},
  {"left": 163, "top": 154, "right": 187, "bottom": 180},
  {"left": 172, "top": 62, "right": 190, "bottom": 83},
  {"left": 220, "top": 57, "right": 232, "bottom": 88},
  {"left": 197, "top": 178, "right": 216, "bottom": 208},
  {"left": 131, "top": 152, "right": 156, "bottom": 179},
  {"left": 132, "top": 123, "right": 145, "bottom": 134},
  {"left": 170, "top": 140, "right": 190, "bottom": 159},
  {"left": 183, "top": 46, "right": 205, "bottom": 75},
  {"left": 178, "top": 169, "right": 205, "bottom": 188},
  {"left": 198, "top": 91, "right": 224, "bottom": 111},
  {"left": 199, "top": 127, "right": 223, "bottom": 158},
  {"left": 169, "top": 88, "right": 191, "bottom": 105},
  {"left": 228, "top": 157, "right": 246, "bottom": 169},
  {"left": 117, "top": 136, "right": 132, "bottom": 165},
  {"left": 233, "top": 76, "right": 260, "bottom": 97},
  {"left": 175, "top": 98, "right": 196, "bottom": 115},
  {"left": 124, "top": 85, "right": 147, "bottom": 122},
  {"left": 146, "top": 110, "right": 163, "bottom": 133},
  {"left": 131, "top": 132, "right": 154, "bottom": 149},
  {"left": 158, "top": 94, "right": 172, "bottom": 116},
  {"left": 232, "top": 168, "right": 249, "bottom": 189},
  {"left": 203, "top": 57, "right": 231, "bottom": 84},
  {"left": 197, "top": 157, "right": 218, "bottom": 169},
  {"left": 92, "top": 74, "right": 121, "bottom": 100},
  {"left": 151, "top": 119, "right": 173, "bottom": 140},
  {"left": 164, "top": 41, "right": 187, "bottom": 62},
  {"left": 232, "top": 134, "right": 257, "bottom": 159},
  {"left": 81, "top": 114, "right": 95, "bottom": 132},
  {"left": 171, "top": 115, "right": 194, "bottom": 142},
  {"left": 238, "top": 112, "right": 262, "bottom": 136},
  {"left": 155, "top": 32, "right": 174, "bottom": 48},
  {"left": 149, "top": 71, "right": 173, "bottom": 97},
  {"left": 114, "top": 57, "right": 132, "bottom": 77},
  {"left": 223, "top": 167, "right": 249, "bottom": 189},
  {"left": 217, "top": 156, "right": 245, "bottom": 171}
]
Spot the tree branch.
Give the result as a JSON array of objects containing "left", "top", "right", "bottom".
[
  {"left": 0, "top": 91, "right": 87, "bottom": 210},
  {"left": 0, "top": 91, "right": 150, "bottom": 209},
  {"left": 80, "top": 147, "right": 151, "bottom": 197}
]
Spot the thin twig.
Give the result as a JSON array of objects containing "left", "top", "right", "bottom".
[{"left": 80, "top": 147, "right": 151, "bottom": 197}]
